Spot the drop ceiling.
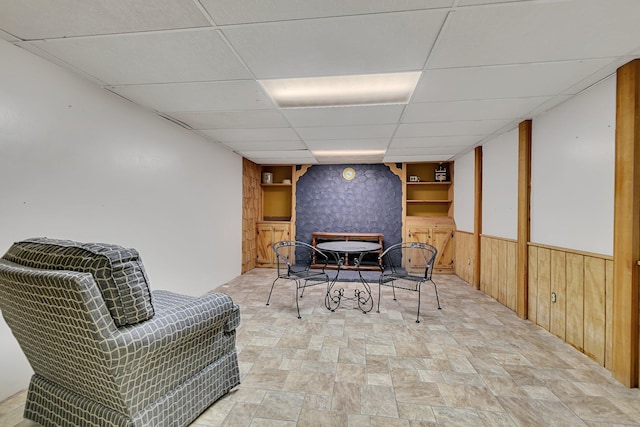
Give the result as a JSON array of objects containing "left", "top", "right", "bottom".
[{"left": 1, "top": 0, "right": 639, "bottom": 165}]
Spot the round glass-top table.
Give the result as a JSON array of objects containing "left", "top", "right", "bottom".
[
  {"left": 316, "top": 241, "right": 381, "bottom": 254},
  {"left": 316, "top": 241, "right": 381, "bottom": 313}
]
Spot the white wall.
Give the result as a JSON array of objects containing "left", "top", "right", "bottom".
[
  {"left": 531, "top": 76, "right": 616, "bottom": 255},
  {"left": 482, "top": 128, "right": 519, "bottom": 240},
  {"left": 453, "top": 150, "right": 475, "bottom": 232},
  {"left": 0, "top": 40, "right": 243, "bottom": 400}
]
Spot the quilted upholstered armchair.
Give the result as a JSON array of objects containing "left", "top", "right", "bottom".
[{"left": 0, "top": 238, "right": 241, "bottom": 427}]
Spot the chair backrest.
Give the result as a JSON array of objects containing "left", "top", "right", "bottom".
[
  {"left": 379, "top": 242, "right": 438, "bottom": 279},
  {"left": 2, "top": 237, "right": 154, "bottom": 327},
  {"left": 0, "top": 259, "right": 125, "bottom": 408},
  {"left": 272, "top": 241, "right": 327, "bottom": 275}
]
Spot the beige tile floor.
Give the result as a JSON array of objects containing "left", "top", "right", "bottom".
[{"left": 1, "top": 268, "right": 639, "bottom": 426}]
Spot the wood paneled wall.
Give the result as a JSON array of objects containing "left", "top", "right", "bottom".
[
  {"left": 479, "top": 235, "right": 517, "bottom": 311},
  {"left": 454, "top": 231, "right": 475, "bottom": 285},
  {"left": 528, "top": 243, "right": 614, "bottom": 367},
  {"left": 242, "top": 158, "right": 261, "bottom": 273}
]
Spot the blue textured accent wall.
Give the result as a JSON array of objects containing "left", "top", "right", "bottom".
[{"left": 295, "top": 164, "right": 402, "bottom": 252}]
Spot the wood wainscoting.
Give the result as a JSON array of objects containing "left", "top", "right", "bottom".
[
  {"left": 480, "top": 235, "right": 518, "bottom": 312},
  {"left": 454, "top": 231, "right": 475, "bottom": 285},
  {"left": 242, "top": 158, "right": 261, "bottom": 273},
  {"left": 528, "top": 243, "right": 614, "bottom": 368}
]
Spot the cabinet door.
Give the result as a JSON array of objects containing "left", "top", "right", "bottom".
[
  {"left": 407, "top": 227, "right": 430, "bottom": 244},
  {"left": 272, "top": 224, "right": 290, "bottom": 244},
  {"left": 406, "top": 227, "right": 430, "bottom": 271},
  {"left": 256, "top": 223, "right": 291, "bottom": 266},
  {"left": 431, "top": 227, "right": 454, "bottom": 272},
  {"left": 256, "top": 224, "right": 275, "bottom": 265}
]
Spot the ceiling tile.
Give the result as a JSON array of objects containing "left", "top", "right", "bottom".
[
  {"left": 386, "top": 146, "right": 467, "bottom": 156},
  {"left": 28, "top": 29, "right": 251, "bottom": 85},
  {"left": 414, "top": 60, "right": 613, "bottom": 102},
  {"left": 109, "top": 81, "right": 273, "bottom": 112},
  {"left": 0, "top": 28, "right": 18, "bottom": 42},
  {"left": 297, "top": 124, "right": 396, "bottom": 140},
  {"left": 390, "top": 135, "right": 481, "bottom": 148},
  {"left": 168, "top": 110, "right": 288, "bottom": 130},
  {"left": 428, "top": 0, "right": 640, "bottom": 68},
  {"left": 221, "top": 10, "right": 447, "bottom": 78},
  {"left": 201, "top": 128, "right": 299, "bottom": 142},
  {"left": 315, "top": 153, "right": 383, "bottom": 164},
  {"left": 396, "top": 120, "right": 513, "bottom": 138},
  {"left": 201, "top": 0, "right": 454, "bottom": 25},
  {"left": 283, "top": 105, "right": 404, "bottom": 127},
  {"left": 304, "top": 139, "right": 390, "bottom": 151},
  {"left": 527, "top": 95, "right": 573, "bottom": 118},
  {"left": 457, "top": 0, "right": 527, "bottom": 5},
  {"left": 240, "top": 150, "right": 316, "bottom": 163},
  {"left": 402, "top": 97, "right": 551, "bottom": 123},
  {"left": 0, "top": 0, "right": 210, "bottom": 39},
  {"left": 220, "top": 140, "right": 307, "bottom": 151},
  {"left": 384, "top": 154, "right": 454, "bottom": 163}
]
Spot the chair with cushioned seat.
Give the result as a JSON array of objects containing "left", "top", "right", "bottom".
[{"left": 0, "top": 237, "right": 240, "bottom": 427}]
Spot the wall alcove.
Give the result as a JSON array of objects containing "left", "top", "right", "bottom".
[{"left": 295, "top": 164, "right": 402, "bottom": 264}]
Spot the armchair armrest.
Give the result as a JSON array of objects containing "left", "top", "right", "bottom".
[
  {"left": 105, "top": 291, "right": 238, "bottom": 357},
  {"left": 101, "top": 291, "right": 240, "bottom": 413},
  {"left": 102, "top": 291, "right": 240, "bottom": 368}
]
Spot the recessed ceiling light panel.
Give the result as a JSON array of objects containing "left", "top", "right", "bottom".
[{"left": 259, "top": 72, "right": 421, "bottom": 108}]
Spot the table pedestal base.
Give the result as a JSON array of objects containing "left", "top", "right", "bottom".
[{"left": 324, "top": 268, "right": 374, "bottom": 314}]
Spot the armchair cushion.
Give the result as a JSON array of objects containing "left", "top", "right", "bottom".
[{"left": 2, "top": 237, "right": 153, "bottom": 326}]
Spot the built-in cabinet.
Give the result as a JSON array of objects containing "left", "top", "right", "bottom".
[
  {"left": 405, "top": 217, "right": 455, "bottom": 273},
  {"left": 256, "top": 222, "right": 290, "bottom": 266},
  {"left": 256, "top": 165, "right": 295, "bottom": 267},
  {"left": 402, "top": 162, "right": 455, "bottom": 273},
  {"left": 405, "top": 162, "right": 453, "bottom": 217},
  {"left": 253, "top": 162, "right": 456, "bottom": 271}
]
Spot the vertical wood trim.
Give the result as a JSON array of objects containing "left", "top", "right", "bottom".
[
  {"left": 528, "top": 245, "right": 538, "bottom": 324},
  {"left": 507, "top": 243, "right": 517, "bottom": 311},
  {"left": 490, "top": 238, "right": 500, "bottom": 299},
  {"left": 605, "top": 259, "right": 615, "bottom": 370},
  {"left": 474, "top": 146, "right": 483, "bottom": 289},
  {"left": 613, "top": 59, "right": 640, "bottom": 387},
  {"left": 480, "top": 236, "right": 489, "bottom": 293},
  {"left": 584, "top": 257, "right": 606, "bottom": 365},
  {"left": 566, "top": 253, "right": 585, "bottom": 352},
  {"left": 518, "top": 120, "right": 532, "bottom": 319},
  {"left": 550, "top": 250, "right": 567, "bottom": 340},
  {"left": 498, "top": 239, "right": 508, "bottom": 305},
  {"left": 536, "top": 247, "right": 551, "bottom": 330}
]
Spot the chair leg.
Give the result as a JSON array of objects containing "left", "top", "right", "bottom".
[
  {"left": 377, "top": 280, "right": 382, "bottom": 313},
  {"left": 431, "top": 279, "right": 441, "bottom": 309},
  {"left": 295, "top": 279, "right": 302, "bottom": 319},
  {"left": 266, "top": 278, "right": 279, "bottom": 306},
  {"left": 300, "top": 280, "right": 306, "bottom": 298},
  {"left": 416, "top": 282, "right": 421, "bottom": 323},
  {"left": 392, "top": 283, "right": 397, "bottom": 301}
]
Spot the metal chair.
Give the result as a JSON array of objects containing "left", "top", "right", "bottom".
[
  {"left": 377, "top": 242, "right": 441, "bottom": 323},
  {"left": 266, "top": 241, "right": 330, "bottom": 319}
]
